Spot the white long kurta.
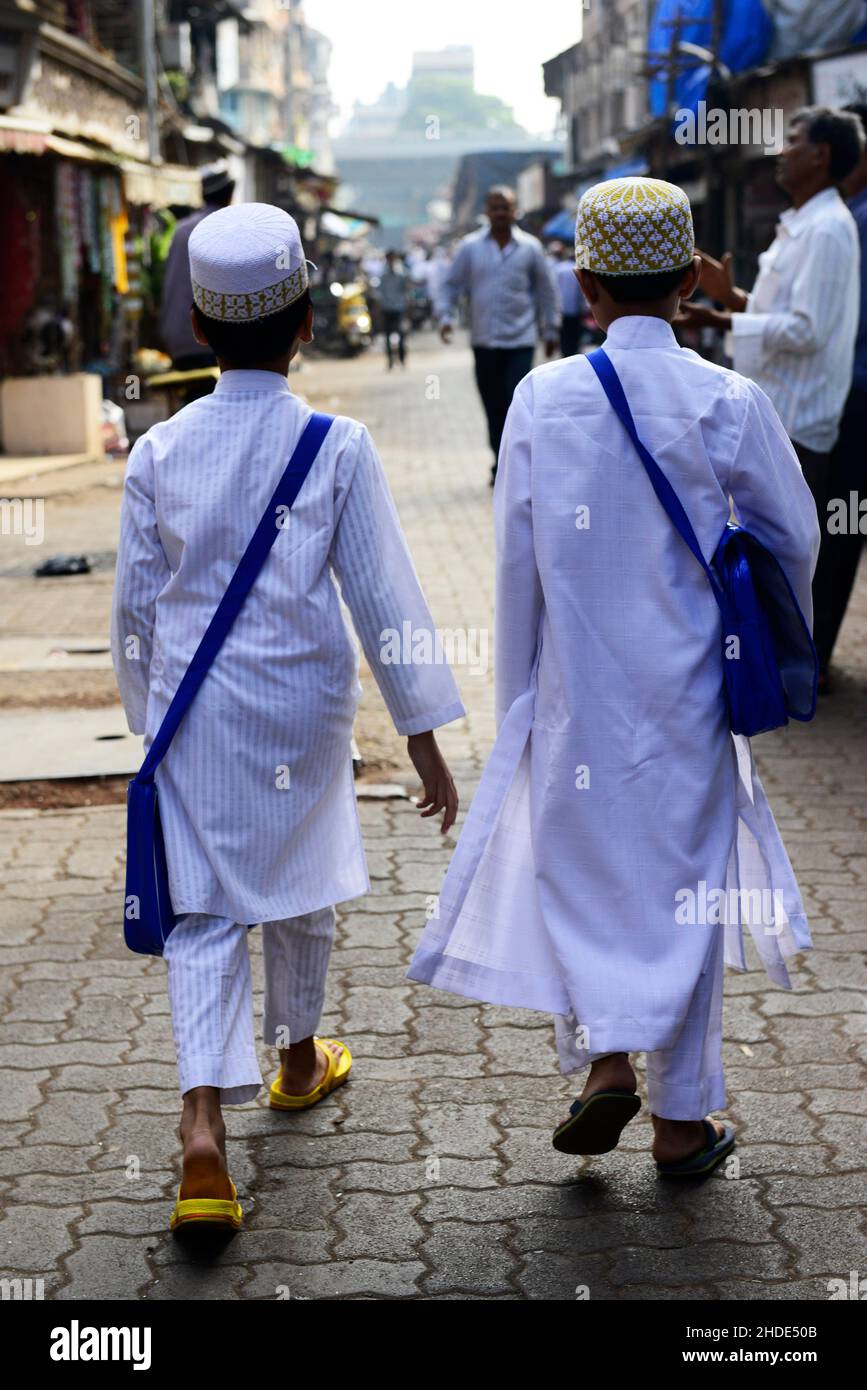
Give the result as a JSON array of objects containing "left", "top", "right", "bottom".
[
  {"left": 408, "top": 316, "right": 820, "bottom": 1071},
  {"left": 112, "top": 369, "right": 464, "bottom": 924}
]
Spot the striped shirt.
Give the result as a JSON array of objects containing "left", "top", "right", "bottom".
[
  {"left": 731, "top": 187, "right": 860, "bottom": 453},
  {"left": 436, "top": 226, "right": 561, "bottom": 348},
  {"left": 111, "top": 370, "right": 465, "bottom": 923}
]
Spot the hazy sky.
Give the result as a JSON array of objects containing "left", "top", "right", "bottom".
[{"left": 303, "top": 0, "right": 583, "bottom": 137}]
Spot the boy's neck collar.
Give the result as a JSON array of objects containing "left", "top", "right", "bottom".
[
  {"left": 214, "top": 369, "right": 292, "bottom": 393},
  {"left": 603, "top": 316, "right": 679, "bottom": 349}
]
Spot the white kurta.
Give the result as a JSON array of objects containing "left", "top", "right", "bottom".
[
  {"left": 112, "top": 369, "right": 464, "bottom": 924},
  {"left": 408, "top": 316, "right": 820, "bottom": 1071}
]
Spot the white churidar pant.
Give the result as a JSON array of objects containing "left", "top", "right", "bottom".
[
  {"left": 556, "top": 919, "right": 727, "bottom": 1120},
  {"left": 164, "top": 908, "right": 336, "bottom": 1105}
]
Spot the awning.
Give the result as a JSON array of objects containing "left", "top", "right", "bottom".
[
  {"left": 121, "top": 162, "right": 203, "bottom": 208},
  {"left": 0, "top": 123, "right": 117, "bottom": 163},
  {"left": 319, "top": 209, "right": 371, "bottom": 239},
  {"left": 542, "top": 208, "right": 576, "bottom": 239},
  {"left": 568, "top": 157, "right": 652, "bottom": 209},
  {"left": 603, "top": 157, "right": 650, "bottom": 181},
  {"left": 321, "top": 204, "right": 381, "bottom": 227},
  {"left": 0, "top": 119, "right": 202, "bottom": 208}
]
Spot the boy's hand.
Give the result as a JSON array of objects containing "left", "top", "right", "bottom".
[{"left": 407, "top": 731, "right": 458, "bottom": 834}]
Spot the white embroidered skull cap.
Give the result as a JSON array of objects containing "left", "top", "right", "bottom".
[
  {"left": 189, "top": 202, "right": 310, "bottom": 321},
  {"left": 574, "top": 176, "right": 695, "bottom": 275}
]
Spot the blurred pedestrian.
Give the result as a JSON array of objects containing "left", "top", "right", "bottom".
[
  {"left": 679, "top": 107, "right": 864, "bottom": 518},
  {"left": 552, "top": 239, "right": 588, "bottom": 357},
  {"left": 159, "top": 164, "right": 234, "bottom": 374},
  {"left": 378, "top": 250, "right": 409, "bottom": 368},
  {"left": 437, "top": 186, "right": 560, "bottom": 484},
  {"left": 411, "top": 176, "right": 819, "bottom": 1177},
  {"left": 811, "top": 103, "right": 867, "bottom": 687}
]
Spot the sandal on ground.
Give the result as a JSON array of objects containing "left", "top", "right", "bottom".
[
  {"left": 655, "top": 1119, "right": 736, "bottom": 1177},
  {"left": 552, "top": 1088, "right": 641, "bottom": 1154},
  {"left": 269, "top": 1037, "right": 352, "bottom": 1111},
  {"left": 169, "top": 1177, "right": 243, "bottom": 1233}
]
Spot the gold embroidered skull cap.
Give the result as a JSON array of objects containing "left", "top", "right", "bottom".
[
  {"left": 190, "top": 202, "right": 310, "bottom": 322},
  {"left": 574, "top": 176, "right": 695, "bottom": 275}
]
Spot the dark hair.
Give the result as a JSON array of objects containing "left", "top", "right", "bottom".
[
  {"left": 193, "top": 290, "right": 311, "bottom": 366},
  {"left": 203, "top": 184, "right": 234, "bottom": 209},
  {"left": 791, "top": 106, "right": 865, "bottom": 183},
  {"left": 594, "top": 265, "right": 691, "bottom": 304}
]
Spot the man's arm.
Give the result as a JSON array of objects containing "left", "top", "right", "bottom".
[
  {"left": 494, "top": 378, "right": 544, "bottom": 725},
  {"left": 436, "top": 241, "right": 472, "bottom": 336},
  {"left": 531, "top": 244, "right": 561, "bottom": 354},
  {"left": 329, "top": 424, "right": 466, "bottom": 736},
  {"left": 732, "top": 226, "right": 855, "bottom": 357},
  {"left": 110, "top": 436, "right": 171, "bottom": 734}
]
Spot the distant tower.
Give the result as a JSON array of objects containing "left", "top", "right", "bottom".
[{"left": 409, "top": 45, "right": 475, "bottom": 86}]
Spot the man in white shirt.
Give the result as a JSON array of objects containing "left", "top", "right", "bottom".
[
  {"left": 679, "top": 107, "right": 864, "bottom": 507},
  {"left": 437, "top": 186, "right": 560, "bottom": 484}
]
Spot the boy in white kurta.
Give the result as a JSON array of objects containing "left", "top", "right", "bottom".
[
  {"left": 112, "top": 204, "right": 464, "bottom": 1229},
  {"left": 408, "top": 178, "right": 820, "bottom": 1175}
]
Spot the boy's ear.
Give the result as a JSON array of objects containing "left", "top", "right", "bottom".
[
  {"left": 298, "top": 303, "right": 315, "bottom": 343},
  {"left": 190, "top": 307, "right": 210, "bottom": 346},
  {"left": 678, "top": 255, "right": 703, "bottom": 302},
  {"left": 576, "top": 268, "right": 598, "bottom": 303}
]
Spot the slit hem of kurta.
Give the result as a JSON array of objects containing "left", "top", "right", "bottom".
[{"left": 406, "top": 947, "right": 571, "bottom": 1015}]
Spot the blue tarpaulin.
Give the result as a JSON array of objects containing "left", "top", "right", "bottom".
[
  {"left": 542, "top": 208, "right": 578, "bottom": 239},
  {"left": 542, "top": 161, "right": 651, "bottom": 240},
  {"left": 648, "top": 0, "right": 774, "bottom": 120}
]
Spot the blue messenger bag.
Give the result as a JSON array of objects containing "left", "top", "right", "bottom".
[
  {"left": 124, "top": 411, "right": 333, "bottom": 956},
  {"left": 586, "top": 349, "right": 817, "bottom": 738}
]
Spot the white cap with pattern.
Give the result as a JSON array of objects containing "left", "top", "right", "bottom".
[
  {"left": 189, "top": 202, "right": 310, "bottom": 322},
  {"left": 574, "top": 177, "right": 695, "bottom": 276}
]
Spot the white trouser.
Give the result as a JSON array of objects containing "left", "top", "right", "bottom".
[
  {"left": 587, "top": 923, "right": 727, "bottom": 1121},
  {"left": 164, "top": 908, "right": 336, "bottom": 1105}
]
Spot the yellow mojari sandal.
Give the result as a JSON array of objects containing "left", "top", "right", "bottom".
[
  {"left": 269, "top": 1037, "right": 352, "bottom": 1111},
  {"left": 169, "top": 1178, "right": 243, "bottom": 1233}
]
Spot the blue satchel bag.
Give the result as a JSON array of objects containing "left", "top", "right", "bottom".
[
  {"left": 123, "top": 411, "right": 333, "bottom": 956},
  {"left": 586, "top": 348, "right": 817, "bottom": 738}
]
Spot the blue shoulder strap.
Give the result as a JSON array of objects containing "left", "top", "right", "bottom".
[
  {"left": 586, "top": 348, "right": 726, "bottom": 611},
  {"left": 136, "top": 410, "right": 333, "bottom": 783}
]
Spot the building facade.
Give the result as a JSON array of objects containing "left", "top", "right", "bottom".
[{"left": 544, "top": 1, "right": 652, "bottom": 179}]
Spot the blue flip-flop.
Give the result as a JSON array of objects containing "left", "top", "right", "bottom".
[
  {"left": 656, "top": 1119, "right": 736, "bottom": 1177},
  {"left": 552, "top": 1088, "right": 641, "bottom": 1154}
]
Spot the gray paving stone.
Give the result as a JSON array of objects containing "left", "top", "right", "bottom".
[
  {"left": 341, "top": 1156, "right": 500, "bottom": 1193},
  {"left": 56, "top": 1234, "right": 154, "bottom": 1300},
  {"left": 417, "top": 1101, "right": 501, "bottom": 1158},
  {"left": 608, "top": 1240, "right": 790, "bottom": 1287},
  {"left": 145, "top": 1262, "right": 251, "bottom": 1300},
  {"left": 331, "top": 1191, "right": 423, "bottom": 1260},
  {"left": 239, "top": 1259, "right": 425, "bottom": 1300},
  {"left": 775, "top": 1205, "right": 867, "bottom": 1278},
  {"left": 418, "top": 1222, "right": 516, "bottom": 1295},
  {"left": 515, "top": 1250, "right": 615, "bottom": 1300},
  {"left": 0, "top": 1203, "right": 79, "bottom": 1271}
]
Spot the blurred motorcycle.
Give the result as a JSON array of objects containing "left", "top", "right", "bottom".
[{"left": 309, "top": 281, "right": 372, "bottom": 356}]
